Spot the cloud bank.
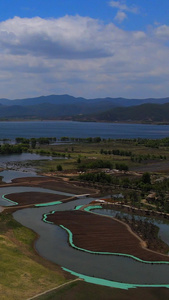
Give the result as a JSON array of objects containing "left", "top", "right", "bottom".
[{"left": 0, "top": 16, "right": 168, "bottom": 99}]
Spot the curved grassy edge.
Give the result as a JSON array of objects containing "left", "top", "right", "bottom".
[
  {"left": 35, "top": 201, "right": 62, "bottom": 207},
  {"left": 75, "top": 205, "right": 102, "bottom": 211},
  {"left": 84, "top": 205, "right": 102, "bottom": 211},
  {"left": 42, "top": 212, "right": 169, "bottom": 289},
  {"left": 42, "top": 210, "right": 169, "bottom": 265},
  {"left": 60, "top": 224, "right": 169, "bottom": 265},
  {"left": 43, "top": 211, "right": 56, "bottom": 224},
  {"left": 61, "top": 267, "right": 169, "bottom": 290},
  {"left": 2, "top": 194, "right": 18, "bottom": 206},
  {"left": 74, "top": 205, "right": 84, "bottom": 210},
  {"left": 2, "top": 194, "right": 62, "bottom": 208}
]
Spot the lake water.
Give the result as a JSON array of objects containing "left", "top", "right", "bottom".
[{"left": 0, "top": 121, "right": 169, "bottom": 140}]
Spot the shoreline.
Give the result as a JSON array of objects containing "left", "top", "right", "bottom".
[{"left": 0, "top": 119, "right": 169, "bottom": 125}]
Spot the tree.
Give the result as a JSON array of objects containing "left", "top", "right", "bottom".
[
  {"left": 31, "top": 138, "right": 36, "bottom": 149},
  {"left": 77, "top": 157, "right": 81, "bottom": 164},
  {"left": 57, "top": 165, "right": 62, "bottom": 171},
  {"left": 141, "top": 172, "right": 151, "bottom": 184}
]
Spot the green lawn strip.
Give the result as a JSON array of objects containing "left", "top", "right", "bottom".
[
  {"left": 74, "top": 205, "right": 84, "bottom": 210},
  {"left": 0, "top": 234, "right": 67, "bottom": 300},
  {"left": 42, "top": 209, "right": 169, "bottom": 265},
  {"left": 59, "top": 225, "right": 169, "bottom": 265},
  {"left": 83, "top": 205, "right": 102, "bottom": 212},
  {"left": 35, "top": 201, "right": 62, "bottom": 207},
  {"left": 62, "top": 267, "right": 169, "bottom": 290},
  {"left": 0, "top": 213, "right": 68, "bottom": 300},
  {"left": 24, "top": 280, "right": 169, "bottom": 300},
  {"left": 2, "top": 194, "right": 18, "bottom": 205}
]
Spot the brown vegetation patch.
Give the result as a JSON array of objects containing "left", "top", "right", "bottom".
[
  {"left": 11, "top": 176, "right": 97, "bottom": 195},
  {"left": 5, "top": 192, "right": 67, "bottom": 206},
  {"left": 47, "top": 210, "right": 169, "bottom": 262}
]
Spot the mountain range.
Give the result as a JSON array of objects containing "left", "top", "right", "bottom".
[{"left": 0, "top": 94, "right": 169, "bottom": 123}]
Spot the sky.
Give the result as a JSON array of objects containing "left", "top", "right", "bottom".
[{"left": 0, "top": 0, "right": 169, "bottom": 99}]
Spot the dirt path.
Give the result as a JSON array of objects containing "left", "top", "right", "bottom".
[
  {"left": 46, "top": 210, "right": 169, "bottom": 262},
  {"left": 27, "top": 278, "right": 82, "bottom": 300}
]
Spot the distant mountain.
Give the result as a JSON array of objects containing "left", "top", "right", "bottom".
[
  {"left": 73, "top": 103, "right": 169, "bottom": 123},
  {"left": 0, "top": 94, "right": 169, "bottom": 122},
  {"left": 0, "top": 94, "right": 169, "bottom": 107}
]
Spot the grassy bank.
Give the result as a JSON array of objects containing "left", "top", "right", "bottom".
[
  {"left": 35, "top": 280, "right": 169, "bottom": 300},
  {"left": 0, "top": 212, "right": 70, "bottom": 300}
]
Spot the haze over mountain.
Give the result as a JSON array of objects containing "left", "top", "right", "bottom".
[
  {"left": 73, "top": 103, "right": 169, "bottom": 123},
  {"left": 1, "top": 94, "right": 169, "bottom": 107},
  {"left": 0, "top": 94, "right": 169, "bottom": 122}
]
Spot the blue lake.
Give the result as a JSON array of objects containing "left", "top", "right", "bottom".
[{"left": 0, "top": 121, "right": 169, "bottom": 140}]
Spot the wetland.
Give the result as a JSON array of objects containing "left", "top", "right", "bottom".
[{"left": 1, "top": 135, "right": 169, "bottom": 298}]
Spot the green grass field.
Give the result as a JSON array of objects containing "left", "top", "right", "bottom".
[
  {"left": 36, "top": 280, "right": 169, "bottom": 300},
  {"left": 1, "top": 138, "right": 169, "bottom": 299},
  {"left": 0, "top": 212, "right": 70, "bottom": 300}
]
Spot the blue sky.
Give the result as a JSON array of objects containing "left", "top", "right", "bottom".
[
  {"left": 0, "top": 0, "right": 168, "bottom": 99},
  {"left": 0, "top": 0, "right": 168, "bottom": 30}
]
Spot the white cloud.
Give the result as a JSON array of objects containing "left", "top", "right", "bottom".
[
  {"left": 109, "top": 1, "right": 139, "bottom": 14},
  {"left": 0, "top": 16, "right": 113, "bottom": 59},
  {"left": 0, "top": 16, "right": 168, "bottom": 99},
  {"left": 114, "top": 11, "right": 127, "bottom": 23},
  {"left": 155, "top": 25, "right": 169, "bottom": 39}
]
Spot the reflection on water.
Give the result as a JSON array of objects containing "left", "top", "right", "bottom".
[
  {"left": 0, "top": 186, "right": 74, "bottom": 206},
  {"left": 0, "top": 170, "right": 38, "bottom": 183},
  {"left": 0, "top": 153, "right": 52, "bottom": 165},
  {"left": 93, "top": 208, "right": 169, "bottom": 247},
  {"left": 0, "top": 121, "right": 169, "bottom": 140},
  {"left": 12, "top": 197, "right": 169, "bottom": 285}
]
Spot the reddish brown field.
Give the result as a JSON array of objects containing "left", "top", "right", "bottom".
[
  {"left": 10, "top": 176, "right": 96, "bottom": 195},
  {"left": 3, "top": 176, "right": 97, "bottom": 208},
  {"left": 47, "top": 210, "right": 169, "bottom": 262},
  {"left": 5, "top": 192, "right": 67, "bottom": 206}
]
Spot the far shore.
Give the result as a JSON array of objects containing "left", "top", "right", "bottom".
[{"left": 0, "top": 118, "right": 169, "bottom": 125}]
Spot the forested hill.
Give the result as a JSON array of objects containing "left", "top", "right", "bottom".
[
  {"left": 73, "top": 103, "right": 169, "bottom": 123},
  {"left": 0, "top": 94, "right": 169, "bottom": 107},
  {"left": 0, "top": 94, "right": 169, "bottom": 122}
]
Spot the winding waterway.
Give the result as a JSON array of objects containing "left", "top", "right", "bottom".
[
  {"left": 1, "top": 186, "right": 169, "bottom": 288},
  {"left": 12, "top": 196, "right": 169, "bottom": 287}
]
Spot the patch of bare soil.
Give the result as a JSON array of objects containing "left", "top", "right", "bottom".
[
  {"left": 47, "top": 210, "right": 169, "bottom": 262},
  {"left": 10, "top": 176, "right": 97, "bottom": 195},
  {"left": 5, "top": 192, "right": 68, "bottom": 206}
]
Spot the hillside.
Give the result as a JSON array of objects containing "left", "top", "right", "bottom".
[
  {"left": 0, "top": 94, "right": 169, "bottom": 122},
  {"left": 0, "top": 94, "right": 169, "bottom": 107},
  {"left": 73, "top": 103, "right": 169, "bottom": 123}
]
